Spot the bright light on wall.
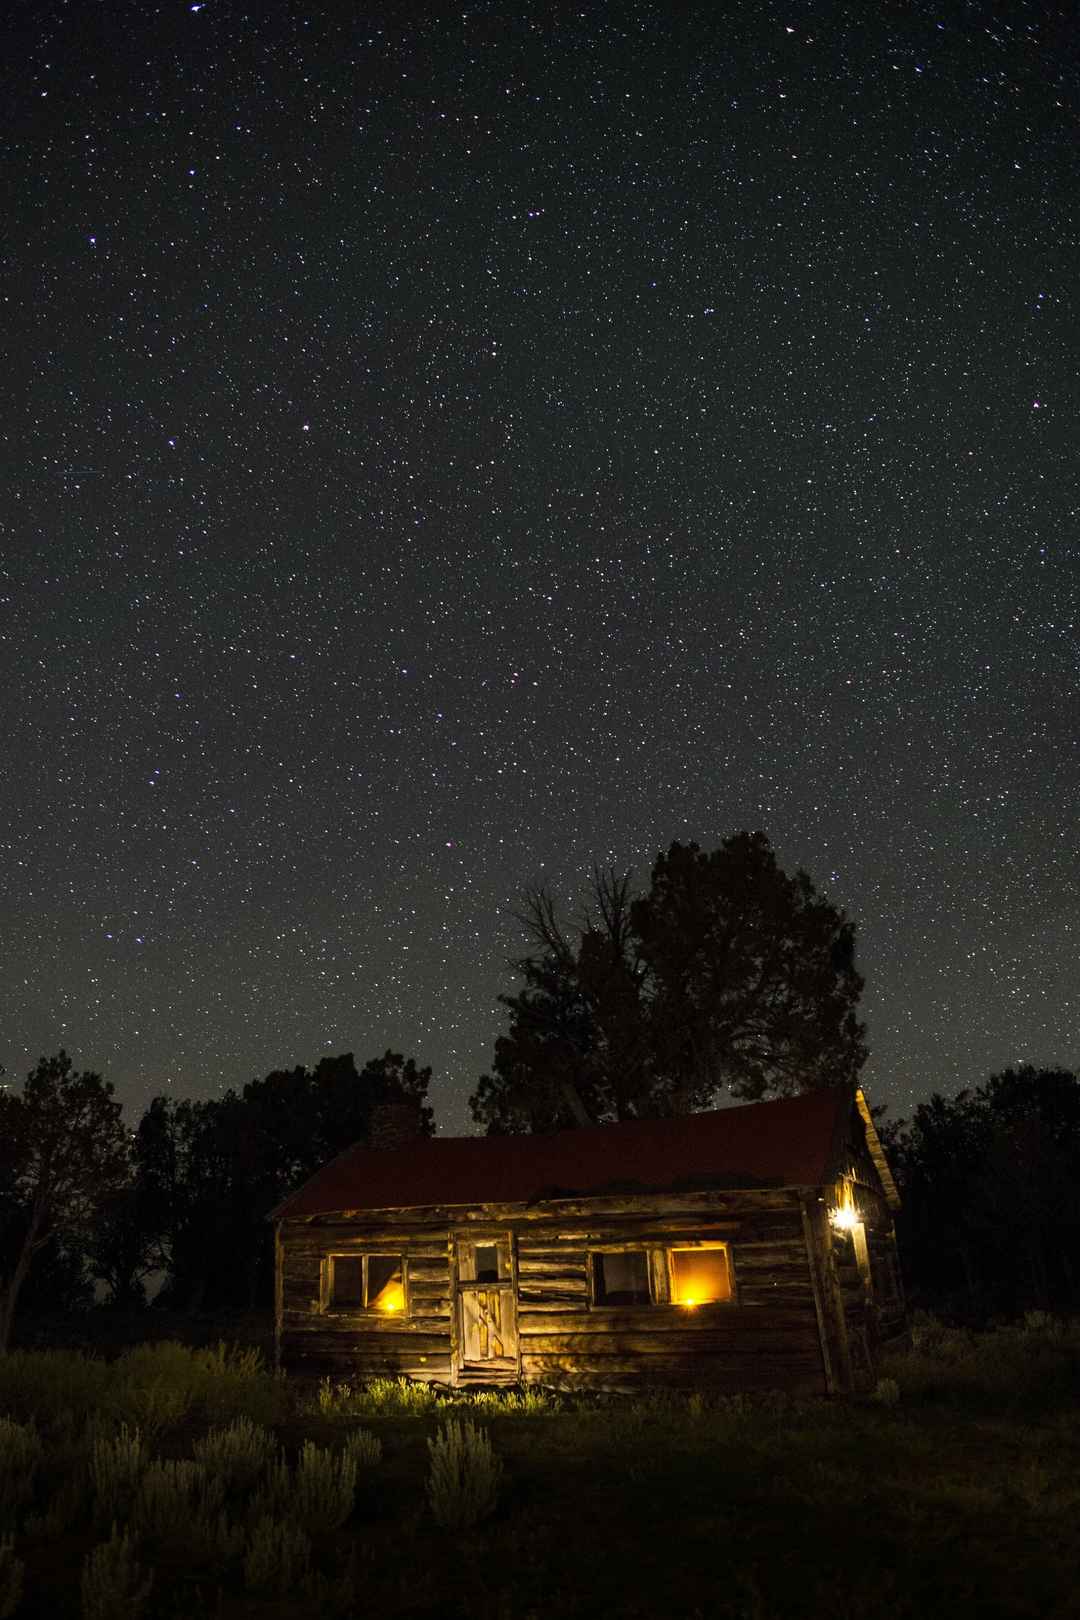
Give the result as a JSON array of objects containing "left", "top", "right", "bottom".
[{"left": 670, "top": 1248, "right": 731, "bottom": 1305}]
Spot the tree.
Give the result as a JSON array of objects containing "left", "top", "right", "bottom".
[
  {"left": 141, "top": 1050, "right": 435, "bottom": 1311},
  {"left": 888, "top": 1067, "right": 1080, "bottom": 1316},
  {"left": 470, "top": 833, "right": 867, "bottom": 1133},
  {"left": 0, "top": 1052, "right": 128, "bottom": 1351},
  {"left": 82, "top": 1179, "right": 160, "bottom": 1309}
]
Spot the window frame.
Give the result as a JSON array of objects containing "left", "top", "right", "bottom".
[
  {"left": 588, "top": 1241, "right": 737, "bottom": 1310},
  {"left": 321, "top": 1252, "right": 408, "bottom": 1315},
  {"left": 589, "top": 1247, "right": 654, "bottom": 1308},
  {"left": 456, "top": 1235, "right": 513, "bottom": 1286}
]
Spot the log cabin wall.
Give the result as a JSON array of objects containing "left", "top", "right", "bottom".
[
  {"left": 277, "top": 1185, "right": 835, "bottom": 1395},
  {"left": 279, "top": 1216, "right": 455, "bottom": 1384},
  {"left": 512, "top": 1192, "right": 826, "bottom": 1394}
]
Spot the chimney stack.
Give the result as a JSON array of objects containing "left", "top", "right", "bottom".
[{"left": 368, "top": 1100, "right": 423, "bottom": 1153}]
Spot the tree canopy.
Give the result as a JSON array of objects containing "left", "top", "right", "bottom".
[
  {"left": 0, "top": 1052, "right": 129, "bottom": 1350},
  {"left": 883, "top": 1066, "right": 1080, "bottom": 1315},
  {"left": 470, "top": 832, "right": 867, "bottom": 1133},
  {"left": 133, "top": 1049, "right": 434, "bottom": 1312}
]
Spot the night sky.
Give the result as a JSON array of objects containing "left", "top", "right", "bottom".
[{"left": 2, "top": 2, "right": 1076, "bottom": 1135}]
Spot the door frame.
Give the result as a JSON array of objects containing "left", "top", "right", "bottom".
[{"left": 451, "top": 1230, "right": 520, "bottom": 1385}]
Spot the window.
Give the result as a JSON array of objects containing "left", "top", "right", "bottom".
[
  {"left": 472, "top": 1244, "right": 505, "bottom": 1283},
  {"left": 589, "top": 1242, "right": 734, "bottom": 1309},
  {"left": 669, "top": 1246, "right": 731, "bottom": 1306},
  {"left": 366, "top": 1255, "right": 405, "bottom": 1311},
  {"left": 329, "top": 1256, "right": 364, "bottom": 1307},
  {"left": 457, "top": 1237, "right": 511, "bottom": 1283},
  {"left": 326, "top": 1254, "right": 405, "bottom": 1313},
  {"left": 593, "top": 1251, "right": 651, "bottom": 1306}
]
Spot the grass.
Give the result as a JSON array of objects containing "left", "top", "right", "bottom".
[{"left": 0, "top": 1319, "right": 1077, "bottom": 1617}]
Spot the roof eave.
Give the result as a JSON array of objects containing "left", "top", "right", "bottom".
[{"left": 855, "top": 1087, "right": 902, "bottom": 1209}]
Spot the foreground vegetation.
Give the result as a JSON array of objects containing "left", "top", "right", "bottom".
[{"left": 0, "top": 1315, "right": 1078, "bottom": 1619}]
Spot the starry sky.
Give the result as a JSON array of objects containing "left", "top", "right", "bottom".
[{"left": 2, "top": 1, "right": 1076, "bottom": 1135}]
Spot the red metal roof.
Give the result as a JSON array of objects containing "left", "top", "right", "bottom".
[{"left": 272, "top": 1085, "right": 856, "bottom": 1219}]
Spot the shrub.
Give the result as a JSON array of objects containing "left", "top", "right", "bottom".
[
  {"left": 0, "top": 1535, "right": 24, "bottom": 1620},
  {"left": 131, "top": 1459, "right": 213, "bottom": 1542},
  {"left": 193, "top": 1417, "right": 277, "bottom": 1494},
  {"left": 129, "top": 1458, "right": 246, "bottom": 1573},
  {"left": 361, "top": 1376, "right": 438, "bottom": 1416},
  {"left": 907, "top": 1312, "right": 974, "bottom": 1363},
  {"left": 311, "top": 1377, "right": 357, "bottom": 1418},
  {"left": 243, "top": 1515, "right": 311, "bottom": 1596},
  {"left": 23, "top": 1476, "right": 85, "bottom": 1542},
  {"left": 427, "top": 1418, "right": 502, "bottom": 1530},
  {"left": 89, "top": 1425, "right": 148, "bottom": 1532},
  {"left": 120, "top": 1378, "right": 191, "bottom": 1439},
  {"left": 193, "top": 1509, "right": 246, "bottom": 1573},
  {"left": 0, "top": 1418, "right": 44, "bottom": 1530},
  {"left": 301, "top": 1559, "right": 357, "bottom": 1620},
  {"left": 111, "top": 1343, "right": 197, "bottom": 1434},
  {"left": 1020, "top": 1309, "right": 1060, "bottom": 1338},
  {"left": 293, "top": 1440, "right": 357, "bottom": 1534},
  {"left": 80, "top": 1525, "right": 153, "bottom": 1620},
  {"left": 466, "top": 1387, "right": 558, "bottom": 1417},
  {"left": 871, "top": 1377, "right": 901, "bottom": 1407},
  {"left": 0, "top": 1350, "right": 112, "bottom": 1428},
  {"left": 193, "top": 1343, "right": 280, "bottom": 1426},
  {"left": 247, "top": 1454, "right": 291, "bottom": 1524},
  {"left": 341, "top": 1428, "right": 382, "bottom": 1471}
]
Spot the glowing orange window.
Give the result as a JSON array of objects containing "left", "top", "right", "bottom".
[{"left": 669, "top": 1247, "right": 732, "bottom": 1306}]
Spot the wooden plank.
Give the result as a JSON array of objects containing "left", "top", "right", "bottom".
[
  {"left": 517, "top": 1298, "right": 590, "bottom": 1316},
  {"left": 283, "top": 1253, "right": 322, "bottom": 1280},
  {"left": 284, "top": 1352, "right": 452, "bottom": 1383},
  {"left": 283, "top": 1284, "right": 320, "bottom": 1312},
  {"left": 286, "top": 1229, "right": 450, "bottom": 1256},
  {"left": 290, "top": 1188, "right": 805, "bottom": 1230},
  {"left": 517, "top": 1307, "right": 812, "bottom": 1335},
  {"left": 519, "top": 1355, "right": 825, "bottom": 1394},
  {"left": 281, "top": 1326, "right": 451, "bottom": 1355},
  {"left": 517, "top": 1348, "right": 823, "bottom": 1374},
  {"left": 516, "top": 1271, "right": 590, "bottom": 1287},
  {"left": 515, "top": 1258, "right": 588, "bottom": 1278},
  {"left": 519, "top": 1320, "right": 821, "bottom": 1354},
  {"left": 729, "top": 1247, "right": 809, "bottom": 1271},
  {"left": 406, "top": 1289, "right": 451, "bottom": 1311},
  {"left": 731, "top": 1264, "right": 815, "bottom": 1289},
  {"left": 513, "top": 1247, "right": 589, "bottom": 1266},
  {"left": 405, "top": 1259, "right": 451, "bottom": 1284},
  {"left": 799, "top": 1198, "right": 834, "bottom": 1396},
  {"left": 738, "top": 1285, "right": 816, "bottom": 1306}
]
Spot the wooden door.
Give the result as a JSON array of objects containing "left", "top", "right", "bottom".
[{"left": 453, "top": 1235, "right": 518, "bottom": 1382}]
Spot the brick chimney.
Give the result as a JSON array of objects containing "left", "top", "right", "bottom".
[{"left": 368, "top": 1100, "right": 423, "bottom": 1153}]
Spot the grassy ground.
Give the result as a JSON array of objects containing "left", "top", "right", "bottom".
[{"left": 1, "top": 1313, "right": 1078, "bottom": 1619}]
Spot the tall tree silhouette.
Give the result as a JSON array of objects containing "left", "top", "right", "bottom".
[
  {"left": 0, "top": 1052, "right": 128, "bottom": 1351},
  {"left": 139, "top": 1051, "right": 434, "bottom": 1310},
  {"left": 888, "top": 1067, "right": 1080, "bottom": 1315},
  {"left": 471, "top": 832, "right": 866, "bottom": 1133}
]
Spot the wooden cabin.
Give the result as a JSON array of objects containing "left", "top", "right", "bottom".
[{"left": 271, "top": 1085, "right": 904, "bottom": 1395}]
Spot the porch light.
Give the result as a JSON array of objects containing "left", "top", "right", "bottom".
[{"left": 830, "top": 1182, "right": 859, "bottom": 1231}]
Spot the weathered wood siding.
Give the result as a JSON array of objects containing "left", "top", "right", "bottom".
[
  {"left": 822, "top": 1172, "right": 907, "bottom": 1389},
  {"left": 278, "top": 1187, "right": 832, "bottom": 1394},
  {"left": 513, "top": 1200, "right": 824, "bottom": 1392},
  {"left": 279, "top": 1220, "right": 453, "bottom": 1383}
]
